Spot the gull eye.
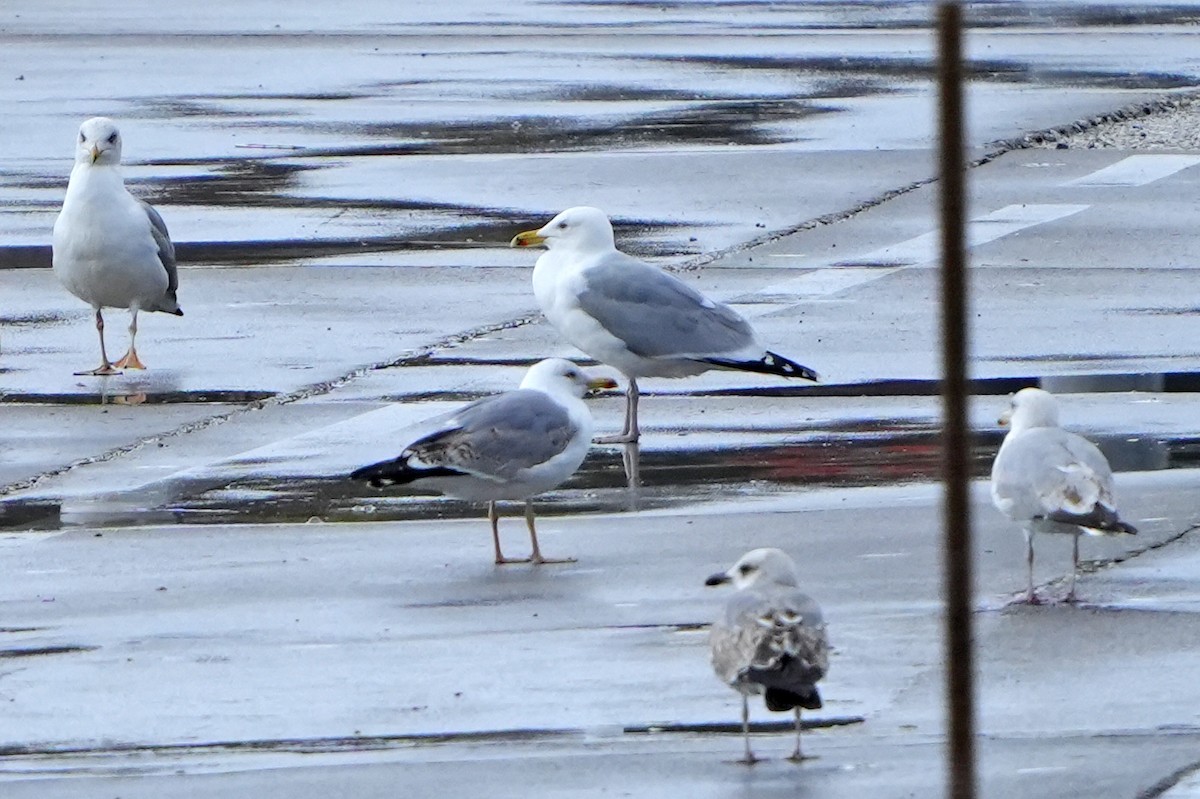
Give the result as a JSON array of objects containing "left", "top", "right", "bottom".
[
  {"left": 107, "top": 132, "right": 118, "bottom": 144},
  {"left": 739, "top": 563, "right": 753, "bottom": 575},
  {"left": 79, "top": 132, "right": 86, "bottom": 143},
  {"left": 557, "top": 221, "right": 568, "bottom": 229}
]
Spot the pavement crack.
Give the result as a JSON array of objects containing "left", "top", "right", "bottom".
[
  {"left": 1137, "top": 756, "right": 1200, "bottom": 798},
  {"left": 1084, "top": 522, "right": 1200, "bottom": 573},
  {"left": 0, "top": 315, "right": 543, "bottom": 503}
]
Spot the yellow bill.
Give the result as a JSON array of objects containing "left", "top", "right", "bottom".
[{"left": 510, "top": 229, "right": 546, "bottom": 247}]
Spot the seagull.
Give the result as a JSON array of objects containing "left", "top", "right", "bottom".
[
  {"left": 511, "top": 207, "right": 818, "bottom": 443},
  {"left": 706, "top": 548, "right": 829, "bottom": 764},
  {"left": 991, "top": 387, "right": 1138, "bottom": 604},
  {"left": 52, "top": 117, "right": 182, "bottom": 376},
  {"left": 350, "top": 358, "right": 616, "bottom": 565}
]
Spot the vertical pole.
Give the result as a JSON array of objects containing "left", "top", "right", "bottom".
[{"left": 937, "top": 4, "right": 976, "bottom": 799}]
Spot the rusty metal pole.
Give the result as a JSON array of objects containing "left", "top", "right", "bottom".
[{"left": 937, "top": 3, "right": 976, "bottom": 799}]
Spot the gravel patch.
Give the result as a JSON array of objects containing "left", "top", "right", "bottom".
[{"left": 1019, "top": 92, "right": 1200, "bottom": 151}]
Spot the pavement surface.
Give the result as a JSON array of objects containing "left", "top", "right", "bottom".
[{"left": 3, "top": 1, "right": 1200, "bottom": 797}]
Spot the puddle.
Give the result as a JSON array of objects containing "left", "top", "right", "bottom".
[{"left": 5, "top": 428, "right": 1195, "bottom": 532}]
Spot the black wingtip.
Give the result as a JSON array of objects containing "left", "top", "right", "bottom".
[
  {"left": 350, "top": 458, "right": 462, "bottom": 487},
  {"left": 704, "top": 351, "right": 820, "bottom": 382},
  {"left": 1047, "top": 507, "right": 1138, "bottom": 536},
  {"left": 764, "top": 686, "right": 822, "bottom": 712},
  {"left": 763, "top": 351, "right": 820, "bottom": 382},
  {"left": 350, "top": 460, "right": 395, "bottom": 484}
]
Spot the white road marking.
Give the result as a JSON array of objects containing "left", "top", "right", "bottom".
[
  {"left": 748, "top": 203, "right": 1090, "bottom": 303},
  {"left": 1063, "top": 154, "right": 1200, "bottom": 187}
]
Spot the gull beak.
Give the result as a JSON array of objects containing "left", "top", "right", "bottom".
[
  {"left": 587, "top": 376, "right": 618, "bottom": 392},
  {"left": 89, "top": 145, "right": 101, "bottom": 163},
  {"left": 705, "top": 571, "right": 731, "bottom": 587},
  {"left": 997, "top": 408, "right": 1012, "bottom": 427},
  {"left": 510, "top": 229, "right": 546, "bottom": 248}
]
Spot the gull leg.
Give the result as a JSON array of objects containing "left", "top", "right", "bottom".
[
  {"left": 76, "top": 308, "right": 121, "bottom": 376},
  {"left": 492, "top": 502, "right": 531, "bottom": 565},
  {"left": 114, "top": 308, "right": 146, "bottom": 370},
  {"left": 1020, "top": 527, "right": 1042, "bottom": 605},
  {"left": 1065, "top": 533, "right": 1080, "bottom": 604},
  {"left": 621, "top": 440, "right": 641, "bottom": 492},
  {"left": 738, "top": 695, "right": 759, "bottom": 765},
  {"left": 525, "top": 500, "right": 575, "bottom": 565},
  {"left": 786, "top": 707, "right": 809, "bottom": 763},
  {"left": 595, "top": 377, "right": 640, "bottom": 444}
]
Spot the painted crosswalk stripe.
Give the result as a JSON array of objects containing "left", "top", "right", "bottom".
[
  {"left": 748, "top": 203, "right": 1090, "bottom": 302},
  {"left": 1063, "top": 154, "right": 1200, "bottom": 187}
]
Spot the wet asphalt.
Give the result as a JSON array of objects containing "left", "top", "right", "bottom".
[{"left": 3, "top": 1, "right": 1200, "bottom": 797}]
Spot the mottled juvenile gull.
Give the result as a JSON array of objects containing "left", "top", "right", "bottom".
[
  {"left": 706, "top": 548, "right": 829, "bottom": 763},
  {"left": 53, "top": 117, "right": 183, "bottom": 375},
  {"left": 991, "top": 387, "right": 1137, "bottom": 604},
  {"left": 350, "top": 358, "right": 616, "bottom": 565},
  {"left": 511, "top": 207, "right": 818, "bottom": 443}
]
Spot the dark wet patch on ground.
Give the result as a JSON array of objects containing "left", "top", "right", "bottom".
[
  {"left": 2, "top": 210, "right": 690, "bottom": 268},
  {"left": 0, "top": 715, "right": 865, "bottom": 760},
  {"left": 138, "top": 160, "right": 320, "bottom": 206},
  {"left": 0, "top": 389, "right": 275, "bottom": 405},
  {"left": 0, "top": 311, "right": 75, "bottom": 327},
  {"left": 650, "top": 54, "right": 1197, "bottom": 91},
  {"left": 6, "top": 427, "right": 1194, "bottom": 531},
  {"left": 0, "top": 645, "right": 97, "bottom": 659},
  {"left": 362, "top": 365, "right": 1200, "bottom": 400},
  {"left": 283, "top": 99, "right": 835, "bottom": 158},
  {"left": 564, "top": 1, "right": 1200, "bottom": 31}
]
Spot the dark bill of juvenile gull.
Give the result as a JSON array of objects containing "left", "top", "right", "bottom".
[
  {"left": 350, "top": 358, "right": 616, "bottom": 565},
  {"left": 511, "top": 206, "right": 818, "bottom": 444},
  {"left": 991, "top": 387, "right": 1137, "bottom": 605},
  {"left": 52, "top": 117, "right": 183, "bottom": 376},
  {"left": 706, "top": 548, "right": 829, "bottom": 764}
]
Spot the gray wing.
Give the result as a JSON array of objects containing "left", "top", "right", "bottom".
[
  {"left": 407, "top": 389, "right": 578, "bottom": 480},
  {"left": 139, "top": 200, "right": 178, "bottom": 294},
  {"left": 991, "top": 427, "right": 1117, "bottom": 523},
  {"left": 710, "top": 588, "right": 829, "bottom": 692},
  {"left": 577, "top": 252, "right": 755, "bottom": 359}
]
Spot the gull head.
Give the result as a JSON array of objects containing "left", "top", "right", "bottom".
[
  {"left": 75, "top": 117, "right": 123, "bottom": 166},
  {"left": 706, "top": 547, "right": 800, "bottom": 591},
  {"left": 520, "top": 357, "right": 618, "bottom": 399},
  {"left": 510, "top": 206, "right": 616, "bottom": 254},
  {"left": 1000, "top": 387, "right": 1059, "bottom": 432}
]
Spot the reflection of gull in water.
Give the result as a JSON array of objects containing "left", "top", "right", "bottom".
[
  {"left": 991, "top": 387, "right": 1137, "bottom": 604},
  {"left": 52, "top": 117, "right": 183, "bottom": 375},
  {"left": 511, "top": 206, "right": 818, "bottom": 443},
  {"left": 350, "top": 359, "right": 616, "bottom": 565},
  {"left": 706, "top": 548, "right": 829, "bottom": 764}
]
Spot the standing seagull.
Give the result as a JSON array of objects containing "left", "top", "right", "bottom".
[
  {"left": 991, "top": 388, "right": 1138, "bottom": 604},
  {"left": 350, "top": 359, "right": 616, "bottom": 565},
  {"left": 52, "top": 117, "right": 183, "bottom": 375},
  {"left": 706, "top": 548, "right": 829, "bottom": 764},
  {"left": 511, "top": 207, "right": 818, "bottom": 443}
]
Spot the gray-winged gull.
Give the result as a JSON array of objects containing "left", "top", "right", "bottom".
[
  {"left": 706, "top": 548, "right": 829, "bottom": 763},
  {"left": 350, "top": 358, "right": 616, "bottom": 565},
  {"left": 511, "top": 207, "right": 818, "bottom": 443},
  {"left": 52, "top": 117, "right": 183, "bottom": 375},
  {"left": 991, "top": 387, "right": 1137, "bottom": 604}
]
